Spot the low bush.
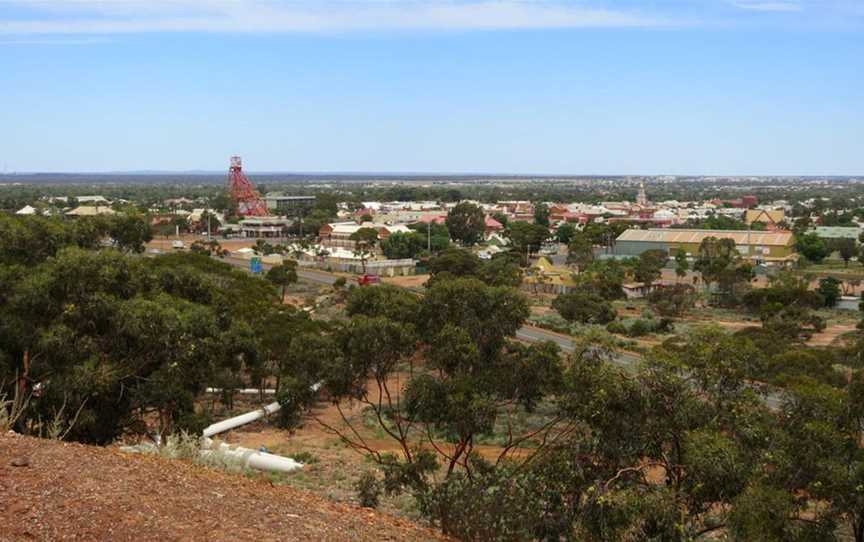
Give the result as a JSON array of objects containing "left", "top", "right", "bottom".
[
  {"left": 355, "top": 472, "right": 383, "bottom": 508},
  {"left": 606, "top": 318, "right": 674, "bottom": 338},
  {"left": 647, "top": 284, "right": 698, "bottom": 317},
  {"left": 529, "top": 314, "right": 573, "bottom": 334},
  {"left": 288, "top": 451, "right": 319, "bottom": 464},
  {"left": 552, "top": 290, "right": 617, "bottom": 325}
]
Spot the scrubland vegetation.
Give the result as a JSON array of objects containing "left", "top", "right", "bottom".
[{"left": 4, "top": 182, "right": 864, "bottom": 541}]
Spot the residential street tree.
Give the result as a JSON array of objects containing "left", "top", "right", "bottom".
[
  {"left": 107, "top": 212, "right": 153, "bottom": 253},
  {"left": 349, "top": 227, "right": 380, "bottom": 273},
  {"left": 552, "top": 290, "right": 617, "bottom": 324},
  {"left": 817, "top": 276, "right": 842, "bottom": 308},
  {"left": 506, "top": 222, "right": 549, "bottom": 266},
  {"left": 795, "top": 232, "right": 829, "bottom": 263},
  {"left": 555, "top": 222, "right": 577, "bottom": 245},
  {"left": 566, "top": 232, "right": 594, "bottom": 272},
  {"left": 834, "top": 237, "right": 857, "bottom": 266},
  {"left": 533, "top": 202, "right": 550, "bottom": 227},
  {"left": 674, "top": 249, "right": 690, "bottom": 282},
  {"left": 445, "top": 202, "right": 486, "bottom": 246},
  {"left": 427, "top": 247, "right": 481, "bottom": 280},
  {"left": 407, "top": 222, "right": 450, "bottom": 253},
  {"left": 634, "top": 249, "right": 668, "bottom": 290},
  {"left": 380, "top": 231, "right": 426, "bottom": 259},
  {"left": 426, "top": 248, "right": 522, "bottom": 288},
  {"left": 647, "top": 284, "right": 698, "bottom": 317},
  {"left": 266, "top": 260, "right": 299, "bottom": 300},
  {"left": 694, "top": 237, "right": 753, "bottom": 304}
]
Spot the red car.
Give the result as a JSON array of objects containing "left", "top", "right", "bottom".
[{"left": 356, "top": 274, "right": 381, "bottom": 286}]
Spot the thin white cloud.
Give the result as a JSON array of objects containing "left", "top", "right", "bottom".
[
  {"left": 0, "top": 1, "right": 675, "bottom": 34},
  {"left": 731, "top": 1, "right": 802, "bottom": 12},
  {"left": 0, "top": 37, "right": 113, "bottom": 45}
]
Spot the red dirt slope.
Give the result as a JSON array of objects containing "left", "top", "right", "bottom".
[{"left": 0, "top": 433, "right": 446, "bottom": 542}]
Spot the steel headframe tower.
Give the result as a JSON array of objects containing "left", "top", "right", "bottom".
[{"left": 227, "top": 156, "right": 269, "bottom": 217}]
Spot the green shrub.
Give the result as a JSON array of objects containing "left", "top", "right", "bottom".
[
  {"left": 647, "top": 284, "right": 697, "bottom": 317},
  {"left": 355, "top": 472, "right": 383, "bottom": 508},
  {"left": 628, "top": 319, "right": 651, "bottom": 337},
  {"left": 608, "top": 317, "right": 674, "bottom": 337},
  {"left": 530, "top": 314, "right": 573, "bottom": 334},
  {"left": 552, "top": 290, "right": 617, "bottom": 324},
  {"left": 606, "top": 321, "right": 627, "bottom": 335},
  {"left": 420, "top": 468, "right": 542, "bottom": 541},
  {"left": 289, "top": 451, "right": 319, "bottom": 464}
]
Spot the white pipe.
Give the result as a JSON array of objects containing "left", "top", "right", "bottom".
[
  {"left": 202, "top": 440, "right": 303, "bottom": 473},
  {"left": 121, "top": 440, "right": 303, "bottom": 473},
  {"left": 205, "top": 388, "right": 276, "bottom": 395},
  {"left": 202, "top": 401, "right": 281, "bottom": 438}
]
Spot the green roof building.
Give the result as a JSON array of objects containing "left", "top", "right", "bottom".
[{"left": 811, "top": 226, "right": 860, "bottom": 240}]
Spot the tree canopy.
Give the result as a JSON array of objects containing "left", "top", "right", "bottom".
[{"left": 445, "top": 202, "right": 486, "bottom": 246}]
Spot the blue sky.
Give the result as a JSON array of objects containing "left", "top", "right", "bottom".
[{"left": 0, "top": 1, "right": 861, "bottom": 175}]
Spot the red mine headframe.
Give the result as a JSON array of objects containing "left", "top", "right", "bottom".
[{"left": 227, "top": 156, "right": 269, "bottom": 217}]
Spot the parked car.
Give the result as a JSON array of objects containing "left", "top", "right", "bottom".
[
  {"left": 356, "top": 274, "right": 381, "bottom": 286},
  {"left": 171, "top": 240, "right": 186, "bottom": 250}
]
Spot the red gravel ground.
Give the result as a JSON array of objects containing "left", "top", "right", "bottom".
[{"left": 0, "top": 433, "right": 448, "bottom": 542}]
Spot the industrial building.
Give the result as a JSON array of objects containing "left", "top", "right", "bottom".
[
  {"left": 811, "top": 226, "right": 861, "bottom": 241},
  {"left": 263, "top": 194, "right": 316, "bottom": 215},
  {"left": 612, "top": 228, "right": 796, "bottom": 263}
]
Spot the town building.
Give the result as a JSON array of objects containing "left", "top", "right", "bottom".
[
  {"left": 612, "top": 228, "right": 796, "bottom": 263},
  {"left": 744, "top": 209, "right": 786, "bottom": 229},
  {"left": 15, "top": 205, "right": 39, "bottom": 215},
  {"left": 811, "top": 226, "right": 861, "bottom": 241},
  {"left": 239, "top": 216, "right": 293, "bottom": 238},
  {"left": 414, "top": 214, "right": 504, "bottom": 236},
  {"left": 523, "top": 257, "right": 577, "bottom": 294},
  {"left": 263, "top": 194, "right": 316, "bottom": 215},
  {"left": 318, "top": 221, "right": 413, "bottom": 249},
  {"left": 65, "top": 206, "right": 116, "bottom": 218},
  {"left": 48, "top": 195, "right": 111, "bottom": 205}
]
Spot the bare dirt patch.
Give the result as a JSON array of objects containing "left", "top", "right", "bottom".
[
  {"left": 381, "top": 275, "right": 429, "bottom": 289},
  {"left": 0, "top": 432, "right": 448, "bottom": 542},
  {"left": 808, "top": 323, "right": 858, "bottom": 346}
]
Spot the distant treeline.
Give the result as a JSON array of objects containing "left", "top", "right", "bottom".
[{"left": 2, "top": 175, "right": 864, "bottom": 213}]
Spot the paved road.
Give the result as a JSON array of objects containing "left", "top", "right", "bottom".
[
  {"left": 515, "top": 326, "right": 642, "bottom": 369},
  {"left": 222, "top": 256, "right": 339, "bottom": 285},
  {"left": 216, "top": 254, "right": 786, "bottom": 409},
  {"left": 220, "top": 256, "right": 645, "bottom": 369}
]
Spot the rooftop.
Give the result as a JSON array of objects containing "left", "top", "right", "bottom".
[
  {"left": 616, "top": 228, "right": 794, "bottom": 246},
  {"left": 66, "top": 206, "right": 116, "bottom": 216},
  {"left": 812, "top": 226, "right": 861, "bottom": 239}
]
